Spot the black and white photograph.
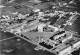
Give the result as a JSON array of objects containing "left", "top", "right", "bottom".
[{"left": 0, "top": 0, "right": 80, "bottom": 55}]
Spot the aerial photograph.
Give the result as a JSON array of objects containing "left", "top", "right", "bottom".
[{"left": 0, "top": 0, "right": 80, "bottom": 55}]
